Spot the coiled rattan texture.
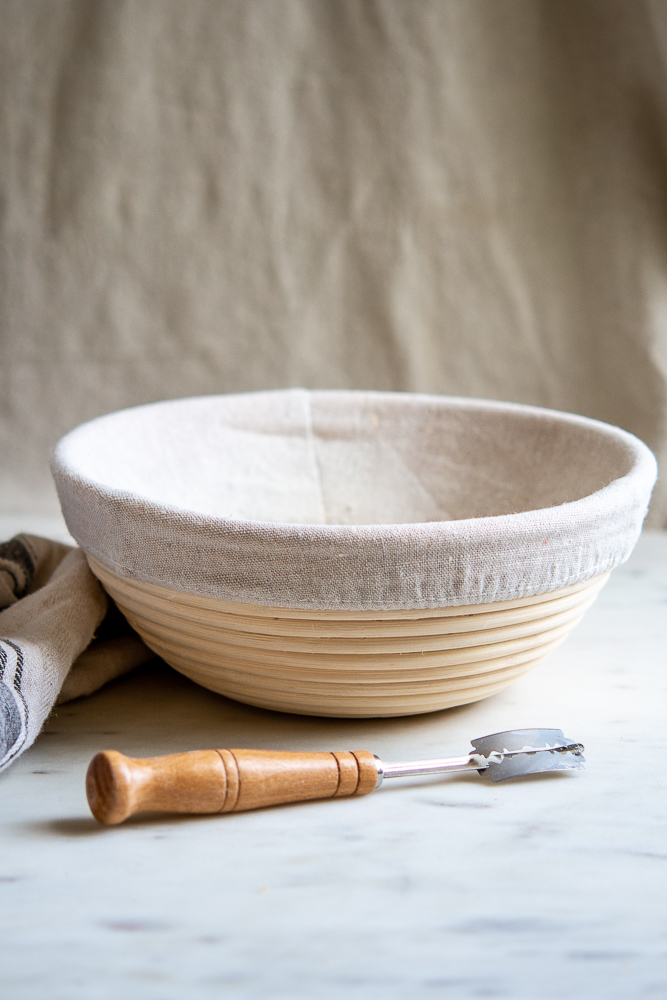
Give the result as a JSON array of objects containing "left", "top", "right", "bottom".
[{"left": 89, "top": 556, "right": 608, "bottom": 717}]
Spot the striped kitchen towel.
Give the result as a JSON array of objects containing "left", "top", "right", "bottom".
[{"left": 0, "top": 535, "right": 152, "bottom": 771}]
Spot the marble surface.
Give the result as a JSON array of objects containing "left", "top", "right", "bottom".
[{"left": 1, "top": 519, "right": 666, "bottom": 1000}]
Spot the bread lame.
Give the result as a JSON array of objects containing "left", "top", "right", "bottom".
[{"left": 86, "top": 728, "right": 584, "bottom": 825}]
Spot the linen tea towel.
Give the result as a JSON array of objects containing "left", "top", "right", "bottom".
[{"left": 0, "top": 535, "right": 152, "bottom": 771}]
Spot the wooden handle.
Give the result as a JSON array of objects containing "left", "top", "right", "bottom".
[{"left": 86, "top": 747, "right": 379, "bottom": 824}]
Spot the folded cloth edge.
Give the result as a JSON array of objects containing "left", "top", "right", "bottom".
[{"left": 0, "top": 535, "right": 153, "bottom": 772}]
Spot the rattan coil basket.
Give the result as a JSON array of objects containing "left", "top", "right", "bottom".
[{"left": 52, "top": 390, "right": 657, "bottom": 717}]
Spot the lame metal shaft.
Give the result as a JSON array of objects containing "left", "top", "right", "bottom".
[{"left": 374, "top": 741, "right": 585, "bottom": 787}]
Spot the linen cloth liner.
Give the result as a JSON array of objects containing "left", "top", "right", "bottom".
[
  {"left": 51, "top": 390, "right": 658, "bottom": 611},
  {"left": 0, "top": 535, "right": 153, "bottom": 772}
]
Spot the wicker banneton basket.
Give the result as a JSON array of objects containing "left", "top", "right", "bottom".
[{"left": 52, "top": 390, "right": 657, "bottom": 717}]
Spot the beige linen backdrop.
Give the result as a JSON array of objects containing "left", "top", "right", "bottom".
[{"left": 1, "top": 0, "right": 666, "bottom": 524}]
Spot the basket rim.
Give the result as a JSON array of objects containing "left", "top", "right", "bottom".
[{"left": 50, "top": 390, "right": 658, "bottom": 610}]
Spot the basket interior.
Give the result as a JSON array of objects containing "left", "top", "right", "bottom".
[{"left": 59, "top": 391, "right": 636, "bottom": 526}]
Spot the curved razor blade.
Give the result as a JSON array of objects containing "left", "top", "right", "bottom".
[{"left": 471, "top": 728, "right": 585, "bottom": 782}]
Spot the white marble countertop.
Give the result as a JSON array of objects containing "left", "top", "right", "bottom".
[{"left": 1, "top": 519, "right": 666, "bottom": 1000}]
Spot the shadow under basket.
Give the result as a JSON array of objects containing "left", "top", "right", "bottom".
[{"left": 89, "top": 556, "right": 608, "bottom": 718}]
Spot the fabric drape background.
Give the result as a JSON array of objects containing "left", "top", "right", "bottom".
[{"left": 1, "top": 0, "right": 666, "bottom": 523}]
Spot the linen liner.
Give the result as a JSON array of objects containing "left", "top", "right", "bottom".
[{"left": 51, "top": 390, "right": 658, "bottom": 611}]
